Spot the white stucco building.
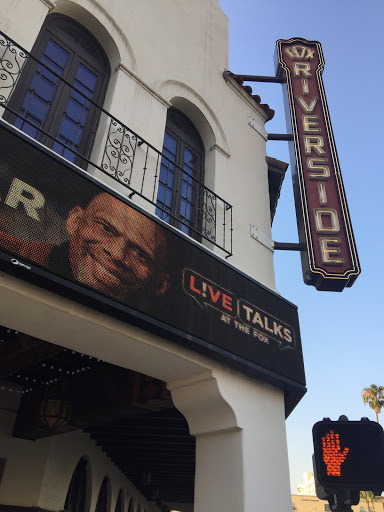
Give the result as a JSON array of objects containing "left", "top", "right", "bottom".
[
  {"left": 297, "top": 472, "right": 316, "bottom": 496},
  {"left": 0, "top": 1, "right": 306, "bottom": 511}
]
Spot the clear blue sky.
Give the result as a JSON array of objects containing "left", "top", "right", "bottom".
[{"left": 219, "top": 0, "right": 384, "bottom": 493}]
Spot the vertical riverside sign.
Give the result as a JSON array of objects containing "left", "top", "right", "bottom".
[{"left": 275, "top": 38, "right": 360, "bottom": 292}]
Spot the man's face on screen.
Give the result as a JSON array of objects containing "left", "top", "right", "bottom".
[{"left": 66, "top": 193, "right": 169, "bottom": 302}]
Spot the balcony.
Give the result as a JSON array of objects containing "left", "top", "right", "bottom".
[{"left": 0, "top": 31, "right": 233, "bottom": 256}]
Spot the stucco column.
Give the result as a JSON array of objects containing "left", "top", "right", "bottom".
[{"left": 169, "top": 369, "right": 292, "bottom": 512}]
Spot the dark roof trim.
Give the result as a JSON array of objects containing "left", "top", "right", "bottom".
[
  {"left": 223, "top": 71, "right": 275, "bottom": 121},
  {"left": 266, "top": 155, "right": 289, "bottom": 222}
]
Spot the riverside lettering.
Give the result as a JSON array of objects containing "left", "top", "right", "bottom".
[
  {"left": 276, "top": 38, "right": 360, "bottom": 291},
  {"left": 288, "top": 44, "right": 344, "bottom": 266}
]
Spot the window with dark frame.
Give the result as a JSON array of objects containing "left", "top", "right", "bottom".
[
  {"left": 5, "top": 14, "right": 110, "bottom": 168},
  {"left": 156, "top": 108, "right": 205, "bottom": 237},
  {"left": 95, "top": 476, "right": 109, "bottom": 512},
  {"left": 64, "top": 457, "right": 87, "bottom": 512}
]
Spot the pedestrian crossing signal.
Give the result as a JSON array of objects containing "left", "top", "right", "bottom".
[{"left": 312, "top": 419, "right": 384, "bottom": 491}]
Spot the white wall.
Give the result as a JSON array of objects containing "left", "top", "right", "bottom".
[
  {"left": 0, "top": 388, "right": 50, "bottom": 507},
  {"left": 1, "top": 0, "right": 276, "bottom": 289}
]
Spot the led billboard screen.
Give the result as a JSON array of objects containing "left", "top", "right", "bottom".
[{"left": 0, "top": 123, "right": 306, "bottom": 413}]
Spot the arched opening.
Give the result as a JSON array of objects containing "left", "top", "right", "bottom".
[
  {"left": 0, "top": 327, "right": 196, "bottom": 509},
  {"left": 128, "top": 498, "right": 135, "bottom": 512},
  {"left": 5, "top": 13, "right": 110, "bottom": 168},
  {"left": 114, "top": 489, "right": 124, "bottom": 512},
  {"left": 156, "top": 107, "right": 205, "bottom": 238},
  {"left": 64, "top": 456, "right": 88, "bottom": 512},
  {"left": 52, "top": 0, "right": 130, "bottom": 73},
  {"left": 95, "top": 476, "right": 110, "bottom": 512}
]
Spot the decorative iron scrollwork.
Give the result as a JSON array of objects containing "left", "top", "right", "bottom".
[
  {"left": 196, "top": 187, "right": 217, "bottom": 242},
  {"left": 0, "top": 33, "right": 27, "bottom": 104},
  {"left": 101, "top": 119, "right": 137, "bottom": 185}
]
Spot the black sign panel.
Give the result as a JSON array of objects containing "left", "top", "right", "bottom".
[
  {"left": 313, "top": 420, "right": 384, "bottom": 491},
  {"left": 0, "top": 123, "right": 306, "bottom": 414}
]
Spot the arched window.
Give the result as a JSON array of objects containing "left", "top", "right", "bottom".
[
  {"left": 64, "top": 457, "right": 87, "bottom": 512},
  {"left": 115, "top": 489, "right": 123, "bottom": 512},
  {"left": 95, "top": 476, "right": 109, "bottom": 512},
  {"left": 156, "top": 107, "right": 204, "bottom": 236},
  {"left": 7, "top": 13, "right": 110, "bottom": 166},
  {"left": 128, "top": 498, "right": 134, "bottom": 512}
]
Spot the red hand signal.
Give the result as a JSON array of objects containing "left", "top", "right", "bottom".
[{"left": 322, "top": 430, "right": 349, "bottom": 476}]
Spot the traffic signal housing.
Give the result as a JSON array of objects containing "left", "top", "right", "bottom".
[{"left": 312, "top": 418, "right": 384, "bottom": 492}]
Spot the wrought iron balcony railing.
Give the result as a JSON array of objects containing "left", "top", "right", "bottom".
[{"left": 0, "top": 31, "right": 233, "bottom": 256}]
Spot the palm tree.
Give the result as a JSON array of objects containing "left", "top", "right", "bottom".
[
  {"left": 360, "top": 490, "right": 377, "bottom": 512},
  {"left": 361, "top": 385, "right": 384, "bottom": 423}
]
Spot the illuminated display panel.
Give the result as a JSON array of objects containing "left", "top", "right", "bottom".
[
  {"left": 313, "top": 420, "right": 384, "bottom": 490},
  {"left": 275, "top": 38, "right": 360, "bottom": 292},
  {"left": 0, "top": 122, "right": 305, "bottom": 415}
]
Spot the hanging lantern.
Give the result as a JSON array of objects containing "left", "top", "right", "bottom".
[{"left": 40, "top": 384, "right": 72, "bottom": 433}]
